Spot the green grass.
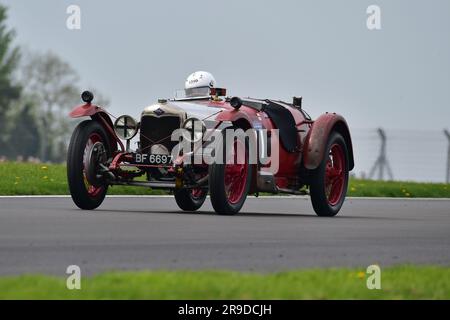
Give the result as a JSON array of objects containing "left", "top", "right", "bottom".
[
  {"left": 0, "top": 162, "right": 165, "bottom": 195},
  {"left": 0, "top": 266, "right": 448, "bottom": 299},
  {"left": 0, "top": 162, "right": 449, "bottom": 197},
  {"left": 348, "top": 179, "right": 450, "bottom": 198}
]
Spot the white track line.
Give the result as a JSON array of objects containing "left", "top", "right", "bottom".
[{"left": 0, "top": 195, "right": 449, "bottom": 201}]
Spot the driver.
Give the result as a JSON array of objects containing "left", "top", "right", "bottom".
[{"left": 184, "top": 71, "right": 216, "bottom": 98}]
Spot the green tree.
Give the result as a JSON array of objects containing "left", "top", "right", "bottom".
[
  {"left": 21, "top": 51, "right": 79, "bottom": 161},
  {"left": 0, "top": 5, "right": 21, "bottom": 155},
  {"left": 8, "top": 102, "right": 40, "bottom": 159},
  {"left": 21, "top": 51, "right": 110, "bottom": 162}
]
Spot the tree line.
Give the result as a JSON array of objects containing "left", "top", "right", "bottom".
[{"left": 0, "top": 5, "right": 108, "bottom": 163}]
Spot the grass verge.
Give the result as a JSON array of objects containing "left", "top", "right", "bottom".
[
  {"left": 0, "top": 266, "right": 449, "bottom": 299},
  {"left": 0, "top": 162, "right": 165, "bottom": 195},
  {"left": 0, "top": 162, "right": 449, "bottom": 197}
]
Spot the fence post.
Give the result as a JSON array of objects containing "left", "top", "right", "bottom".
[
  {"left": 445, "top": 129, "right": 450, "bottom": 184},
  {"left": 369, "top": 128, "right": 394, "bottom": 180}
]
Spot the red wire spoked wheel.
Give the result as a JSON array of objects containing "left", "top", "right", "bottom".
[
  {"left": 82, "top": 133, "right": 105, "bottom": 197},
  {"left": 309, "top": 132, "right": 349, "bottom": 217},
  {"left": 191, "top": 188, "right": 205, "bottom": 199},
  {"left": 209, "top": 130, "right": 252, "bottom": 215},
  {"left": 224, "top": 139, "right": 248, "bottom": 204},
  {"left": 325, "top": 143, "right": 345, "bottom": 206},
  {"left": 174, "top": 179, "right": 208, "bottom": 212},
  {"left": 67, "top": 120, "right": 111, "bottom": 210}
]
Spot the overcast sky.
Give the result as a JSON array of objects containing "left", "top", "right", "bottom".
[
  {"left": 3, "top": 0, "right": 449, "bottom": 131},
  {"left": 2, "top": 0, "right": 450, "bottom": 181}
]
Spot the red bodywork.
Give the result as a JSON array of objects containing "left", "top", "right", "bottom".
[
  {"left": 207, "top": 100, "right": 354, "bottom": 191},
  {"left": 70, "top": 103, "right": 124, "bottom": 152},
  {"left": 69, "top": 97, "right": 354, "bottom": 193},
  {"left": 303, "top": 113, "right": 354, "bottom": 171}
]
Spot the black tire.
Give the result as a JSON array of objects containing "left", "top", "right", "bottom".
[
  {"left": 67, "top": 120, "right": 111, "bottom": 210},
  {"left": 174, "top": 189, "right": 207, "bottom": 211},
  {"left": 309, "top": 131, "right": 349, "bottom": 217},
  {"left": 209, "top": 128, "right": 252, "bottom": 215}
]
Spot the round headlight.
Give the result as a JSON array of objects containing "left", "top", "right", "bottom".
[
  {"left": 114, "top": 115, "right": 138, "bottom": 140},
  {"left": 182, "top": 118, "right": 206, "bottom": 142}
]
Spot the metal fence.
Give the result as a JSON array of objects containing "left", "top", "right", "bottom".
[{"left": 351, "top": 128, "right": 450, "bottom": 183}]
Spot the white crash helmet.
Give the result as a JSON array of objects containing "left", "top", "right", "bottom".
[{"left": 184, "top": 71, "right": 216, "bottom": 97}]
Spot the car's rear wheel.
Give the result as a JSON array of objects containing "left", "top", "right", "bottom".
[
  {"left": 174, "top": 188, "right": 207, "bottom": 211},
  {"left": 67, "top": 120, "right": 111, "bottom": 210},
  {"left": 209, "top": 130, "right": 251, "bottom": 215},
  {"left": 309, "top": 131, "right": 349, "bottom": 217}
]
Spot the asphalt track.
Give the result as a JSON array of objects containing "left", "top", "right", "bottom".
[{"left": 0, "top": 196, "right": 449, "bottom": 275}]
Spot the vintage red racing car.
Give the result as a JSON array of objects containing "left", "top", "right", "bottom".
[{"left": 67, "top": 71, "right": 354, "bottom": 216}]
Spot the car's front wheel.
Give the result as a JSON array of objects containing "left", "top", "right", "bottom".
[
  {"left": 174, "top": 188, "right": 207, "bottom": 211},
  {"left": 209, "top": 130, "right": 251, "bottom": 215},
  {"left": 309, "top": 131, "right": 349, "bottom": 217},
  {"left": 67, "top": 120, "right": 111, "bottom": 210}
]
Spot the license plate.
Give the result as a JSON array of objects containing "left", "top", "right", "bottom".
[{"left": 132, "top": 153, "right": 172, "bottom": 165}]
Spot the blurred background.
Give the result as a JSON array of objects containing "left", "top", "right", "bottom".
[{"left": 0, "top": 0, "right": 449, "bottom": 182}]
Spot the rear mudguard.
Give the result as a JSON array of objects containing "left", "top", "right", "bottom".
[
  {"left": 69, "top": 103, "right": 122, "bottom": 151},
  {"left": 303, "top": 113, "right": 354, "bottom": 170}
]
